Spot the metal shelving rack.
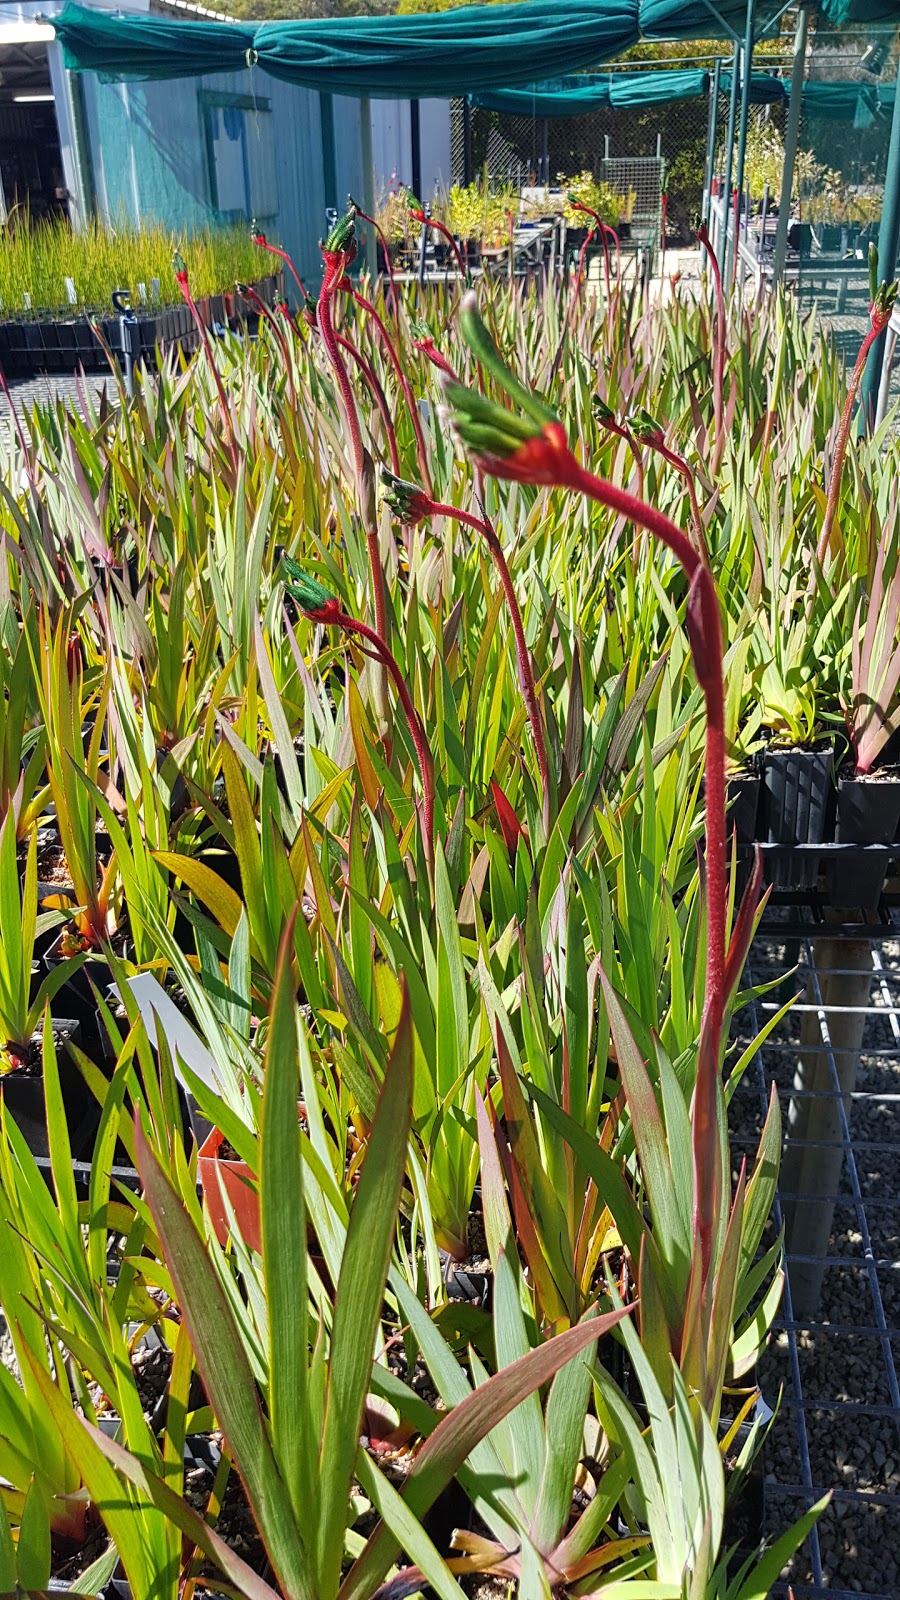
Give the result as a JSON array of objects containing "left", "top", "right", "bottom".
[{"left": 733, "top": 906, "right": 900, "bottom": 1599}]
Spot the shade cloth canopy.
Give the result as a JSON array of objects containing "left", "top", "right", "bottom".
[
  {"left": 56, "top": 0, "right": 890, "bottom": 99},
  {"left": 471, "top": 68, "right": 788, "bottom": 117},
  {"left": 54, "top": 0, "right": 891, "bottom": 99}
]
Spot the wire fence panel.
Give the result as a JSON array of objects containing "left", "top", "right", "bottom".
[{"left": 449, "top": 92, "right": 711, "bottom": 242}]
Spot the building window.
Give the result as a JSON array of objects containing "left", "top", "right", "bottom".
[{"left": 202, "top": 93, "right": 276, "bottom": 223}]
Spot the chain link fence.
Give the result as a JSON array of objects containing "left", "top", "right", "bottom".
[{"left": 450, "top": 90, "right": 710, "bottom": 244}]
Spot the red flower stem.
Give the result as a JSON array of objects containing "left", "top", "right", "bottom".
[
  {"left": 577, "top": 230, "right": 595, "bottom": 299},
  {"left": 177, "top": 285, "right": 238, "bottom": 473},
  {"left": 420, "top": 214, "right": 468, "bottom": 282},
  {"left": 601, "top": 222, "right": 620, "bottom": 284},
  {"left": 556, "top": 456, "right": 726, "bottom": 1065},
  {"left": 350, "top": 287, "right": 433, "bottom": 495},
  {"left": 351, "top": 204, "right": 401, "bottom": 333},
  {"left": 317, "top": 262, "right": 389, "bottom": 656},
  {"left": 814, "top": 320, "right": 882, "bottom": 573},
  {"left": 550, "top": 231, "right": 596, "bottom": 382},
  {"left": 415, "top": 341, "right": 460, "bottom": 382},
  {"left": 240, "top": 284, "right": 296, "bottom": 401},
  {"left": 697, "top": 226, "right": 726, "bottom": 473},
  {"left": 254, "top": 236, "right": 308, "bottom": 302},
  {"left": 603, "top": 420, "right": 645, "bottom": 504},
  {"left": 430, "top": 499, "right": 552, "bottom": 832},
  {"left": 317, "top": 267, "right": 365, "bottom": 478},
  {"left": 647, "top": 438, "right": 705, "bottom": 555},
  {"left": 334, "top": 609, "right": 435, "bottom": 864},
  {"left": 337, "top": 334, "right": 401, "bottom": 476},
  {"left": 571, "top": 202, "right": 617, "bottom": 295}
]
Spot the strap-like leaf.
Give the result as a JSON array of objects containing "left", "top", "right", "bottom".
[
  {"left": 316, "top": 984, "right": 414, "bottom": 1598},
  {"left": 134, "top": 1117, "right": 313, "bottom": 1600}
]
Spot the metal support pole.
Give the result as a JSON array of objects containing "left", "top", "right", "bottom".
[
  {"left": 860, "top": 65, "right": 900, "bottom": 428},
  {"left": 718, "top": 43, "right": 741, "bottom": 273},
  {"left": 733, "top": 0, "right": 757, "bottom": 260},
  {"left": 359, "top": 96, "right": 378, "bottom": 281},
  {"left": 702, "top": 58, "right": 722, "bottom": 226},
  {"left": 462, "top": 97, "right": 473, "bottom": 186},
  {"left": 319, "top": 92, "right": 338, "bottom": 214},
  {"left": 773, "top": 3, "right": 809, "bottom": 284},
  {"left": 410, "top": 99, "right": 422, "bottom": 199},
  {"left": 782, "top": 937, "right": 873, "bottom": 1319},
  {"left": 542, "top": 117, "right": 550, "bottom": 186}
]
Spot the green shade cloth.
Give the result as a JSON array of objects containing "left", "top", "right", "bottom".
[
  {"left": 609, "top": 67, "right": 709, "bottom": 107},
  {"left": 54, "top": 4, "right": 255, "bottom": 81},
  {"left": 718, "top": 70, "right": 786, "bottom": 105},
  {"left": 472, "top": 70, "right": 785, "bottom": 117},
  {"left": 52, "top": 0, "right": 900, "bottom": 99},
  {"left": 55, "top": 0, "right": 638, "bottom": 97},
  {"left": 472, "top": 69, "right": 710, "bottom": 117},
  {"left": 638, "top": 0, "right": 780, "bottom": 39}
]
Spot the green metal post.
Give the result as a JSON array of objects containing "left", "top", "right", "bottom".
[
  {"left": 702, "top": 58, "right": 722, "bottom": 225},
  {"left": 732, "top": 0, "right": 758, "bottom": 276},
  {"left": 359, "top": 96, "right": 378, "bottom": 281},
  {"left": 860, "top": 61, "right": 900, "bottom": 429},
  {"left": 773, "top": 3, "right": 809, "bottom": 284},
  {"left": 718, "top": 42, "right": 740, "bottom": 272},
  {"left": 319, "top": 92, "right": 338, "bottom": 214}
]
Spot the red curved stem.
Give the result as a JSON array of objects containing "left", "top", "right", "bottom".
[
  {"left": 240, "top": 283, "right": 295, "bottom": 401},
  {"left": 337, "top": 333, "right": 401, "bottom": 475},
  {"left": 254, "top": 235, "right": 308, "bottom": 302},
  {"left": 351, "top": 203, "right": 401, "bottom": 334},
  {"left": 177, "top": 284, "right": 238, "bottom": 473},
  {"left": 697, "top": 225, "right": 726, "bottom": 469},
  {"left": 420, "top": 214, "right": 468, "bottom": 282},
  {"left": 335, "top": 610, "right": 435, "bottom": 863},
  {"left": 317, "top": 264, "right": 388, "bottom": 649},
  {"left": 350, "top": 287, "right": 433, "bottom": 494},
  {"left": 430, "top": 499, "right": 552, "bottom": 831}
]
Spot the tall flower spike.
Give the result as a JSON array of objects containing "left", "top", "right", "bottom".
[
  {"left": 322, "top": 209, "right": 358, "bottom": 270},
  {"left": 454, "top": 290, "right": 734, "bottom": 1296}
]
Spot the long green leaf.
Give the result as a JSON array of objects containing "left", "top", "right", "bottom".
[
  {"left": 134, "top": 1118, "right": 314, "bottom": 1600},
  {"left": 261, "top": 915, "right": 312, "bottom": 1518},
  {"left": 316, "top": 983, "right": 414, "bottom": 1598}
]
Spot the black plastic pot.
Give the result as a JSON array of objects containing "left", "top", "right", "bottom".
[
  {"left": 727, "top": 769, "right": 761, "bottom": 845},
  {"left": 761, "top": 747, "right": 832, "bottom": 889},
  {"left": 0, "top": 1020, "right": 98, "bottom": 1159},
  {"left": 56, "top": 321, "right": 78, "bottom": 371},
  {"left": 831, "top": 774, "right": 900, "bottom": 909},
  {"left": 43, "top": 932, "right": 114, "bottom": 1056}
]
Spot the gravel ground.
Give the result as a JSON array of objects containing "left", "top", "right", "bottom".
[{"left": 730, "top": 912, "right": 900, "bottom": 1599}]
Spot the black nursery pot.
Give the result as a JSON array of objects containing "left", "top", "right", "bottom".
[
  {"left": 761, "top": 747, "right": 833, "bottom": 890},
  {"left": 727, "top": 769, "right": 761, "bottom": 845},
  {"left": 0, "top": 1020, "right": 98, "bottom": 1160},
  {"left": 56, "top": 320, "right": 78, "bottom": 373},
  {"left": 830, "top": 774, "right": 900, "bottom": 910},
  {"left": 43, "top": 933, "right": 113, "bottom": 1057}
]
